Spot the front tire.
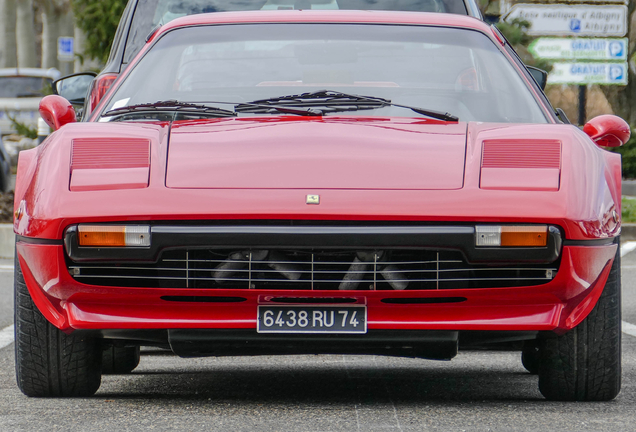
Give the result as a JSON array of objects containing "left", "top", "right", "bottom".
[
  {"left": 14, "top": 254, "right": 102, "bottom": 397},
  {"left": 538, "top": 240, "right": 621, "bottom": 401},
  {"left": 521, "top": 342, "right": 540, "bottom": 375}
]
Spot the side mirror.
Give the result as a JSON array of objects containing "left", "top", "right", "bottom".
[
  {"left": 583, "top": 114, "right": 631, "bottom": 147},
  {"left": 526, "top": 66, "right": 548, "bottom": 91},
  {"left": 39, "top": 95, "right": 76, "bottom": 131},
  {"left": 53, "top": 72, "right": 97, "bottom": 106}
]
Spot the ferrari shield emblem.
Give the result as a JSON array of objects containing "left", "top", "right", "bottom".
[{"left": 306, "top": 194, "right": 320, "bottom": 205}]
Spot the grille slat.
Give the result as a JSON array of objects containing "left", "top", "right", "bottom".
[
  {"left": 70, "top": 265, "right": 555, "bottom": 275},
  {"left": 69, "top": 248, "right": 558, "bottom": 290},
  {"left": 73, "top": 275, "right": 555, "bottom": 283}
]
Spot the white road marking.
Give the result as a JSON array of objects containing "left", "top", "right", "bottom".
[
  {"left": 1, "top": 241, "right": 636, "bottom": 350},
  {"left": 622, "top": 321, "right": 636, "bottom": 338},
  {"left": 0, "top": 325, "right": 14, "bottom": 350},
  {"left": 620, "top": 242, "right": 636, "bottom": 337},
  {"left": 621, "top": 241, "right": 636, "bottom": 257}
]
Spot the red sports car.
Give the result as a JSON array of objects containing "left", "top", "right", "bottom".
[{"left": 15, "top": 11, "right": 629, "bottom": 400}]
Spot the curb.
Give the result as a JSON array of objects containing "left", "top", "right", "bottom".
[
  {"left": 621, "top": 224, "right": 636, "bottom": 241},
  {"left": 624, "top": 180, "right": 636, "bottom": 197}
]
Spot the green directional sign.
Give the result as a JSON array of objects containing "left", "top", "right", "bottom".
[{"left": 529, "top": 38, "right": 628, "bottom": 61}]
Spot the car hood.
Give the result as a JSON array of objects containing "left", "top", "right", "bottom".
[{"left": 166, "top": 117, "right": 468, "bottom": 190}]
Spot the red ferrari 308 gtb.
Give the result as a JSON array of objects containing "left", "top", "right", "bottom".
[{"left": 15, "top": 11, "right": 629, "bottom": 400}]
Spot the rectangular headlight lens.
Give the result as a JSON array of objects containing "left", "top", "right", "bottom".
[
  {"left": 78, "top": 225, "right": 150, "bottom": 247},
  {"left": 476, "top": 225, "right": 547, "bottom": 247}
]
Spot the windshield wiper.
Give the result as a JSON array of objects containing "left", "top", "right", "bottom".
[
  {"left": 235, "top": 90, "right": 459, "bottom": 122},
  {"left": 234, "top": 103, "right": 323, "bottom": 116},
  {"left": 102, "top": 100, "right": 236, "bottom": 118}
]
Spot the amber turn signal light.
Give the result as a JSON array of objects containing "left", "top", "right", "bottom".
[
  {"left": 476, "top": 225, "right": 547, "bottom": 247},
  {"left": 78, "top": 225, "right": 150, "bottom": 247}
]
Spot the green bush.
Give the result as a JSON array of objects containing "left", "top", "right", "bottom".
[
  {"left": 71, "top": 0, "right": 127, "bottom": 64},
  {"left": 6, "top": 113, "right": 37, "bottom": 139},
  {"left": 622, "top": 197, "right": 636, "bottom": 222},
  {"left": 613, "top": 134, "right": 636, "bottom": 179}
]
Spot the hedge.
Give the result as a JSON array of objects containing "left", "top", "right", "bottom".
[{"left": 613, "top": 133, "right": 636, "bottom": 179}]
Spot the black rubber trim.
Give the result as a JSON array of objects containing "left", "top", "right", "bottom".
[
  {"left": 167, "top": 329, "right": 459, "bottom": 359},
  {"left": 74, "top": 329, "right": 540, "bottom": 348},
  {"left": 16, "top": 235, "right": 62, "bottom": 245},
  {"left": 65, "top": 224, "right": 562, "bottom": 265},
  {"left": 381, "top": 297, "right": 467, "bottom": 304},
  {"left": 160, "top": 296, "right": 247, "bottom": 303},
  {"left": 563, "top": 237, "right": 618, "bottom": 246},
  {"left": 458, "top": 330, "right": 539, "bottom": 348}
]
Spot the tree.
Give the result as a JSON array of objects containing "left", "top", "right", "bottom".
[
  {"left": 71, "top": 0, "right": 126, "bottom": 64},
  {"left": 38, "top": 0, "right": 72, "bottom": 69},
  {"left": 0, "top": 0, "right": 17, "bottom": 68},
  {"left": 17, "top": 0, "right": 37, "bottom": 68}
]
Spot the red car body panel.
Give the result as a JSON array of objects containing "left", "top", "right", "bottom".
[
  {"left": 14, "top": 119, "right": 620, "bottom": 240},
  {"left": 14, "top": 117, "right": 621, "bottom": 336},
  {"left": 14, "top": 12, "right": 623, "bottom": 342},
  {"left": 166, "top": 119, "right": 467, "bottom": 190}
]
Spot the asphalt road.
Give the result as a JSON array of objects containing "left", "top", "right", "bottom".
[{"left": 0, "top": 252, "right": 636, "bottom": 431}]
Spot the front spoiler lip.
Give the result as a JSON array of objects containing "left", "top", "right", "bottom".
[{"left": 63, "top": 224, "right": 563, "bottom": 264}]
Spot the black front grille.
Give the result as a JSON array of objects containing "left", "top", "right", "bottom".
[{"left": 69, "top": 248, "right": 558, "bottom": 290}]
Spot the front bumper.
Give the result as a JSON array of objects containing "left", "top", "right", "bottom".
[{"left": 17, "top": 237, "right": 617, "bottom": 335}]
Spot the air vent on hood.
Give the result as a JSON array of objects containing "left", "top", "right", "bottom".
[
  {"left": 480, "top": 140, "right": 561, "bottom": 191},
  {"left": 482, "top": 141, "right": 561, "bottom": 169},
  {"left": 70, "top": 138, "right": 151, "bottom": 191}
]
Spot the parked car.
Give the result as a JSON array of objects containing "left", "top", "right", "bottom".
[
  {"left": 0, "top": 132, "right": 10, "bottom": 192},
  {"left": 0, "top": 68, "right": 60, "bottom": 135},
  {"left": 79, "top": 0, "right": 484, "bottom": 117},
  {"left": 18, "top": 10, "right": 627, "bottom": 400}
]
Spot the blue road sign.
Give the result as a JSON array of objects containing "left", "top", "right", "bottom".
[{"left": 57, "top": 37, "right": 74, "bottom": 62}]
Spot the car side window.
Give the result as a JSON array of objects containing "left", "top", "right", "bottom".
[
  {"left": 123, "top": 0, "right": 160, "bottom": 64},
  {"left": 108, "top": 0, "right": 136, "bottom": 67}
]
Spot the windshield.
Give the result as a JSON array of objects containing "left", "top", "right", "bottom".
[
  {"left": 105, "top": 24, "right": 547, "bottom": 124},
  {"left": 0, "top": 76, "right": 53, "bottom": 98},
  {"left": 124, "top": 0, "right": 469, "bottom": 63}
]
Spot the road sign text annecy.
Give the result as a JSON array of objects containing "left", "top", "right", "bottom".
[
  {"left": 528, "top": 38, "right": 628, "bottom": 60},
  {"left": 504, "top": 4, "right": 627, "bottom": 37},
  {"left": 547, "top": 62, "right": 628, "bottom": 85}
]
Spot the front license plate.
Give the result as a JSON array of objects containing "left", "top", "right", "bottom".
[{"left": 257, "top": 305, "right": 367, "bottom": 334}]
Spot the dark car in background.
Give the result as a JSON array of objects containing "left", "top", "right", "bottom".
[{"left": 82, "top": 0, "right": 484, "bottom": 116}]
